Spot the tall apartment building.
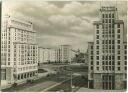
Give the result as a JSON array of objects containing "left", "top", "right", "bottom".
[
  {"left": 59, "top": 45, "right": 71, "bottom": 63},
  {"left": 1, "top": 15, "right": 38, "bottom": 85},
  {"left": 38, "top": 47, "right": 56, "bottom": 64},
  {"left": 88, "top": 6, "right": 127, "bottom": 90}
]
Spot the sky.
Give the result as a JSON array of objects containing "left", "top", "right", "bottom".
[{"left": 3, "top": 0, "right": 127, "bottom": 52}]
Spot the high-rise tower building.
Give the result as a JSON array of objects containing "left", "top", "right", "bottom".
[
  {"left": 1, "top": 15, "right": 38, "bottom": 86},
  {"left": 88, "top": 6, "right": 127, "bottom": 90}
]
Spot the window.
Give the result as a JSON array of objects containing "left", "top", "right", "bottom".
[
  {"left": 118, "top": 51, "right": 120, "bottom": 54},
  {"left": 97, "top": 46, "right": 99, "bottom": 49},
  {"left": 102, "top": 19, "right": 104, "bottom": 23},
  {"left": 96, "top": 40, "right": 99, "bottom": 44},
  {"left": 102, "top": 14, "right": 104, "bottom": 18},
  {"left": 105, "top": 14, "right": 108, "bottom": 18},
  {"left": 124, "top": 45, "right": 127, "bottom": 49},
  {"left": 117, "top": 40, "right": 120, "bottom": 44},
  {"left": 125, "top": 67, "right": 127, "bottom": 70},
  {"left": 102, "top": 56, "right": 104, "bottom": 60},
  {"left": 112, "top": 19, "right": 114, "bottom": 23},
  {"left": 112, "top": 56, "right": 115, "bottom": 60},
  {"left": 91, "top": 46, "right": 93, "bottom": 49},
  {"left": 112, "top": 24, "right": 114, "bottom": 28},
  {"left": 97, "top": 51, "right": 99, "bottom": 55},
  {"left": 118, "top": 61, "right": 120, "bottom": 65},
  {"left": 91, "top": 56, "right": 93, "bottom": 60},
  {"left": 91, "top": 61, "right": 93, "bottom": 65},
  {"left": 109, "top": 24, "right": 111, "bottom": 28},
  {"left": 125, "top": 61, "right": 127, "bottom": 65},
  {"left": 117, "top": 35, "right": 120, "bottom": 38},
  {"left": 97, "top": 56, "right": 99, "bottom": 60},
  {"left": 109, "top": 14, "right": 111, "bottom": 18},
  {"left": 112, "top": 66, "right": 115, "bottom": 70},
  {"left": 109, "top": 40, "right": 111, "bottom": 44},
  {"left": 109, "top": 19, "right": 111, "bottom": 23},
  {"left": 118, "top": 45, "right": 120, "bottom": 49},
  {"left": 112, "top": 45, "right": 114, "bottom": 49},
  {"left": 109, "top": 61, "right": 111, "bottom": 65},
  {"left": 109, "top": 56, "right": 111, "bottom": 60},
  {"left": 8, "top": 62, "right": 10, "bottom": 65},
  {"left": 97, "top": 67, "right": 99, "bottom": 70},
  {"left": 102, "top": 66, "right": 104, "bottom": 70},
  {"left": 112, "top": 14, "right": 114, "bottom": 18},
  {"left": 124, "top": 50, "right": 127, "bottom": 54},
  {"left": 125, "top": 56, "right": 127, "bottom": 60},
  {"left": 97, "top": 61, "right": 99, "bottom": 65},
  {"left": 117, "top": 24, "right": 120, "bottom": 28},
  {"left": 109, "top": 45, "right": 111, "bottom": 49},
  {"left": 97, "top": 35, "right": 99, "bottom": 39},
  {"left": 106, "top": 61, "right": 108, "bottom": 65},
  {"left": 102, "top": 61, "right": 104, "bottom": 65},
  {"left": 91, "top": 66, "right": 93, "bottom": 70},
  {"left": 97, "top": 25, "right": 99, "bottom": 29},
  {"left": 97, "top": 30, "right": 99, "bottom": 34},
  {"left": 117, "top": 29, "right": 120, "bottom": 33},
  {"left": 118, "top": 67, "right": 120, "bottom": 71},
  {"left": 91, "top": 51, "right": 93, "bottom": 54},
  {"left": 109, "top": 66, "right": 111, "bottom": 70},
  {"left": 102, "top": 40, "right": 104, "bottom": 44},
  {"left": 106, "top": 66, "right": 108, "bottom": 70},
  {"left": 106, "top": 40, "right": 108, "bottom": 44},
  {"left": 112, "top": 40, "right": 114, "bottom": 44},
  {"left": 118, "top": 56, "right": 120, "bottom": 60}
]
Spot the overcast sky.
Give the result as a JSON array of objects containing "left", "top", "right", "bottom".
[{"left": 3, "top": 0, "right": 127, "bottom": 52}]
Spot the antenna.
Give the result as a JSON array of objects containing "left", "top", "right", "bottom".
[{"left": 116, "top": 0, "right": 118, "bottom": 19}]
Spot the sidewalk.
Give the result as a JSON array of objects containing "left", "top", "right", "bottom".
[{"left": 77, "top": 87, "right": 126, "bottom": 92}]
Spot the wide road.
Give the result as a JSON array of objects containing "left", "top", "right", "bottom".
[{"left": 20, "top": 81, "right": 57, "bottom": 92}]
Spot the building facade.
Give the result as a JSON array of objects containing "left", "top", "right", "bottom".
[
  {"left": 59, "top": 45, "right": 71, "bottom": 63},
  {"left": 88, "top": 6, "right": 127, "bottom": 90},
  {"left": 1, "top": 15, "right": 38, "bottom": 85},
  {"left": 38, "top": 47, "right": 56, "bottom": 64},
  {"left": 87, "top": 42, "right": 94, "bottom": 88}
]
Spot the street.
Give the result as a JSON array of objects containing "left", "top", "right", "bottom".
[{"left": 2, "top": 64, "right": 88, "bottom": 92}]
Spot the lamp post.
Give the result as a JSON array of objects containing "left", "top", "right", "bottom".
[{"left": 70, "top": 49, "right": 73, "bottom": 92}]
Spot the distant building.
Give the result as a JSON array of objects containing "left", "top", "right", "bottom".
[
  {"left": 1, "top": 15, "right": 38, "bottom": 85},
  {"left": 38, "top": 47, "right": 56, "bottom": 64},
  {"left": 59, "top": 45, "right": 71, "bottom": 63},
  {"left": 87, "top": 6, "right": 127, "bottom": 90},
  {"left": 38, "top": 45, "right": 73, "bottom": 64}
]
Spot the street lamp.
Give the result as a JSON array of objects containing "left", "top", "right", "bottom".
[{"left": 70, "top": 49, "right": 73, "bottom": 92}]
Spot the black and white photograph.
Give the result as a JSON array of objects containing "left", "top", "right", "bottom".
[{"left": 1, "top": 0, "right": 127, "bottom": 92}]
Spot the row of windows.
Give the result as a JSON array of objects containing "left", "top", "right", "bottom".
[
  {"left": 102, "top": 13, "right": 115, "bottom": 18},
  {"left": 96, "top": 26, "right": 120, "bottom": 34},
  {"left": 90, "top": 66, "right": 127, "bottom": 71},
  {"left": 90, "top": 60, "right": 127, "bottom": 66},
  {"left": 14, "top": 66, "right": 37, "bottom": 72},
  {"left": 102, "top": 19, "right": 114, "bottom": 23}
]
